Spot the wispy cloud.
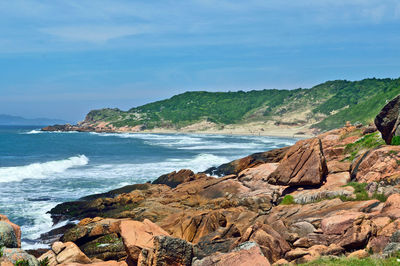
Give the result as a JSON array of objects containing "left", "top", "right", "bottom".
[{"left": 40, "top": 25, "right": 152, "bottom": 43}]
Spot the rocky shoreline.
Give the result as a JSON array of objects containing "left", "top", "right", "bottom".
[{"left": 2, "top": 96, "right": 400, "bottom": 265}]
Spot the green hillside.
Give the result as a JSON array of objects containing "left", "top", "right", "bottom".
[{"left": 84, "top": 78, "right": 400, "bottom": 131}]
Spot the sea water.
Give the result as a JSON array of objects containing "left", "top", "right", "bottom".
[{"left": 0, "top": 125, "right": 297, "bottom": 249}]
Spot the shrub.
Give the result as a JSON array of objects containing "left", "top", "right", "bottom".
[
  {"left": 280, "top": 195, "right": 295, "bottom": 205},
  {"left": 340, "top": 182, "right": 387, "bottom": 202},
  {"left": 15, "top": 260, "right": 29, "bottom": 266},
  {"left": 391, "top": 136, "right": 400, "bottom": 145},
  {"left": 39, "top": 257, "right": 49, "bottom": 266}
]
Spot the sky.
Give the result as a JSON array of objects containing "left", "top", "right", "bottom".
[{"left": 0, "top": 0, "right": 400, "bottom": 122}]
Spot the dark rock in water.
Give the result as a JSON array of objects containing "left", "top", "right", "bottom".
[
  {"left": 25, "top": 248, "right": 49, "bottom": 258},
  {"left": 152, "top": 169, "right": 207, "bottom": 188},
  {"left": 49, "top": 184, "right": 152, "bottom": 223},
  {"left": 375, "top": 94, "right": 400, "bottom": 144},
  {"left": 41, "top": 124, "right": 73, "bottom": 131},
  {"left": 27, "top": 197, "right": 52, "bottom": 202},
  {"left": 204, "top": 147, "right": 289, "bottom": 176},
  {"left": 81, "top": 183, "right": 150, "bottom": 201},
  {"left": 39, "top": 222, "right": 76, "bottom": 244},
  {"left": 0, "top": 221, "right": 18, "bottom": 248}
]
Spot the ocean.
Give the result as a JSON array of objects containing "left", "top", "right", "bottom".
[{"left": 0, "top": 125, "right": 297, "bottom": 249}]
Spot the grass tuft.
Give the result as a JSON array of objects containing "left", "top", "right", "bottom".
[
  {"left": 280, "top": 195, "right": 295, "bottom": 205},
  {"left": 344, "top": 132, "right": 385, "bottom": 161}
]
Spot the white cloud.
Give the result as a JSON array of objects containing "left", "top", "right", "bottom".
[{"left": 40, "top": 25, "right": 152, "bottom": 43}]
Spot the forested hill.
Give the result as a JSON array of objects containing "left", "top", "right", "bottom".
[{"left": 83, "top": 78, "right": 400, "bottom": 131}]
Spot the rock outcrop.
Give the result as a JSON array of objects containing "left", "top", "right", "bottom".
[
  {"left": 193, "top": 242, "right": 270, "bottom": 266},
  {"left": 120, "top": 219, "right": 169, "bottom": 264},
  {"left": 375, "top": 94, "right": 400, "bottom": 144},
  {"left": 23, "top": 120, "right": 400, "bottom": 265},
  {"left": 152, "top": 169, "right": 207, "bottom": 188},
  {"left": 138, "top": 236, "right": 193, "bottom": 266},
  {"left": 267, "top": 138, "right": 328, "bottom": 186}
]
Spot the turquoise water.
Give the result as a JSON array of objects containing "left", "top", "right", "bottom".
[{"left": 0, "top": 126, "right": 297, "bottom": 248}]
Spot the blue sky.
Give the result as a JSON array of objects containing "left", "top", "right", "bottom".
[{"left": 1, "top": 0, "right": 400, "bottom": 122}]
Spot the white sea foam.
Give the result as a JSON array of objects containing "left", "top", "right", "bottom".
[
  {"left": 0, "top": 155, "right": 89, "bottom": 183},
  {"left": 24, "top": 129, "right": 43, "bottom": 134},
  {"left": 22, "top": 130, "right": 79, "bottom": 135}
]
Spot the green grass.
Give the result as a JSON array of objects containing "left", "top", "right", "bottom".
[
  {"left": 392, "top": 136, "right": 400, "bottom": 145},
  {"left": 339, "top": 182, "right": 387, "bottom": 202},
  {"left": 15, "top": 260, "right": 29, "bottom": 266},
  {"left": 280, "top": 195, "right": 295, "bottom": 205},
  {"left": 298, "top": 256, "right": 400, "bottom": 266},
  {"left": 344, "top": 132, "right": 385, "bottom": 161},
  {"left": 39, "top": 257, "right": 49, "bottom": 266}
]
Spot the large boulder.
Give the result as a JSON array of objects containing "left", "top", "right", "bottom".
[
  {"left": 0, "top": 215, "right": 21, "bottom": 248},
  {"left": 152, "top": 169, "right": 207, "bottom": 188},
  {"left": 267, "top": 138, "right": 328, "bottom": 186},
  {"left": 192, "top": 241, "right": 270, "bottom": 266},
  {"left": 352, "top": 146, "right": 400, "bottom": 183},
  {"left": 375, "top": 94, "right": 400, "bottom": 144},
  {"left": 61, "top": 218, "right": 126, "bottom": 261},
  {"left": 0, "top": 222, "right": 18, "bottom": 248},
  {"left": 120, "top": 219, "right": 170, "bottom": 264},
  {"left": 55, "top": 242, "right": 92, "bottom": 264},
  {"left": 234, "top": 223, "right": 290, "bottom": 263},
  {"left": 205, "top": 147, "right": 289, "bottom": 176},
  {"left": 138, "top": 236, "right": 193, "bottom": 266},
  {"left": 0, "top": 248, "right": 39, "bottom": 266},
  {"left": 381, "top": 194, "right": 400, "bottom": 219}
]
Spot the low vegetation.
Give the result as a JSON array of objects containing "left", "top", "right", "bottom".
[
  {"left": 340, "top": 182, "right": 387, "bottom": 202},
  {"left": 15, "top": 260, "right": 29, "bottom": 266},
  {"left": 299, "top": 255, "right": 400, "bottom": 266},
  {"left": 280, "top": 195, "right": 295, "bottom": 205},
  {"left": 83, "top": 78, "right": 400, "bottom": 131},
  {"left": 39, "top": 257, "right": 49, "bottom": 266},
  {"left": 344, "top": 132, "right": 385, "bottom": 161}
]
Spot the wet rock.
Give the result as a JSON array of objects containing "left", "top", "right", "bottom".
[
  {"left": 193, "top": 241, "right": 270, "bottom": 266},
  {"left": 0, "top": 222, "right": 18, "bottom": 248},
  {"left": 267, "top": 138, "right": 328, "bottom": 186},
  {"left": 138, "top": 236, "right": 193, "bottom": 266},
  {"left": 375, "top": 94, "right": 400, "bottom": 144}
]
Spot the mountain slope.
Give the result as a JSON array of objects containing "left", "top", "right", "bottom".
[
  {"left": 81, "top": 78, "right": 400, "bottom": 132},
  {"left": 0, "top": 114, "right": 68, "bottom": 126}
]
